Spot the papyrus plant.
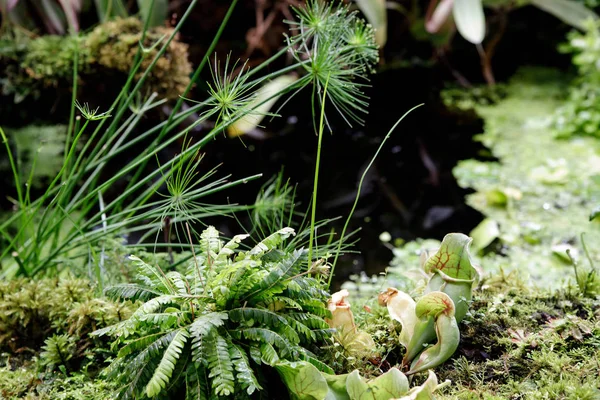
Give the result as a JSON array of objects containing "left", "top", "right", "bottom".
[{"left": 379, "top": 233, "right": 480, "bottom": 374}]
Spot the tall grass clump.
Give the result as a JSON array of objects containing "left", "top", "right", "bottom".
[{"left": 0, "top": 1, "right": 381, "bottom": 290}]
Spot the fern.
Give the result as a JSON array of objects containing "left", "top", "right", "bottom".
[
  {"left": 230, "top": 343, "right": 261, "bottom": 395},
  {"left": 97, "top": 226, "right": 333, "bottom": 398},
  {"left": 205, "top": 333, "right": 235, "bottom": 396},
  {"left": 105, "top": 283, "right": 163, "bottom": 302},
  {"left": 146, "top": 328, "right": 189, "bottom": 397}
]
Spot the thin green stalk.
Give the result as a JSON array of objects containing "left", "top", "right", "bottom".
[
  {"left": 124, "top": 0, "right": 239, "bottom": 194},
  {"left": 64, "top": 38, "right": 78, "bottom": 174},
  {"left": 328, "top": 103, "right": 424, "bottom": 287},
  {"left": 307, "top": 74, "right": 331, "bottom": 269}
]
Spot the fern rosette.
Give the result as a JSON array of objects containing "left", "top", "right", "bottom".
[{"left": 93, "top": 226, "right": 333, "bottom": 399}]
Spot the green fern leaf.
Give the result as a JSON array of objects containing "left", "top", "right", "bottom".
[
  {"left": 228, "top": 307, "right": 287, "bottom": 327},
  {"left": 190, "top": 312, "right": 228, "bottom": 362},
  {"left": 205, "top": 333, "right": 235, "bottom": 396},
  {"left": 283, "top": 315, "right": 316, "bottom": 342},
  {"left": 146, "top": 328, "right": 189, "bottom": 397},
  {"left": 217, "top": 234, "right": 250, "bottom": 261},
  {"left": 166, "top": 271, "right": 191, "bottom": 295},
  {"left": 248, "top": 227, "right": 295, "bottom": 257},
  {"left": 230, "top": 343, "right": 262, "bottom": 394},
  {"left": 105, "top": 283, "right": 163, "bottom": 301},
  {"left": 118, "top": 331, "right": 173, "bottom": 358},
  {"left": 138, "top": 312, "right": 183, "bottom": 329},
  {"left": 200, "top": 226, "right": 222, "bottom": 261},
  {"left": 241, "top": 250, "right": 302, "bottom": 302},
  {"left": 129, "top": 255, "right": 175, "bottom": 294},
  {"left": 238, "top": 327, "right": 289, "bottom": 354},
  {"left": 258, "top": 342, "right": 280, "bottom": 366},
  {"left": 185, "top": 364, "right": 210, "bottom": 400}
]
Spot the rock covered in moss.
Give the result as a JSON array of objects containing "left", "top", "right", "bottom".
[
  {"left": 86, "top": 17, "right": 192, "bottom": 99},
  {"left": 0, "top": 17, "right": 192, "bottom": 102}
]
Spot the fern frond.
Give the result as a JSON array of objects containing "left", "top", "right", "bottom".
[
  {"left": 217, "top": 234, "right": 250, "bottom": 261},
  {"left": 185, "top": 364, "right": 210, "bottom": 400},
  {"left": 263, "top": 296, "right": 303, "bottom": 311},
  {"left": 146, "top": 328, "right": 190, "bottom": 397},
  {"left": 205, "top": 333, "right": 235, "bottom": 396},
  {"left": 118, "top": 331, "right": 174, "bottom": 358},
  {"left": 248, "top": 227, "right": 295, "bottom": 257},
  {"left": 190, "top": 312, "right": 228, "bottom": 362},
  {"left": 200, "top": 226, "right": 222, "bottom": 261},
  {"left": 297, "top": 299, "right": 331, "bottom": 319},
  {"left": 286, "top": 312, "right": 330, "bottom": 330},
  {"left": 133, "top": 295, "right": 181, "bottom": 320},
  {"left": 105, "top": 283, "right": 163, "bottom": 301},
  {"left": 241, "top": 250, "right": 302, "bottom": 302},
  {"left": 228, "top": 307, "right": 287, "bottom": 328},
  {"left": 166, "top": 271, "right": 191, "bottom": 296},
  {"left": 258, "top": 342, "right": 280, "bottom": 366},
  {"left": 129, "top": 255, "right": 175, "bottom": 294},
  {"left": 230, "top": 343, "right": 262, "bottom": 395},
  {"left": 115, "top": 356, "right": 158, "bottom": 400},
  {"left": 283, "top": 315, "right": 315, "bottom": 342},
  {"left": 238, "top": 327, "right": 291, "bottom": 356},
  {"left": 138, "top": 312, "right": 184, "bottom": 329}
]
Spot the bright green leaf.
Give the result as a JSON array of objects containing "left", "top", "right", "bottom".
[{"left": 530, "top": 0, "right": 598, "bottom": 30}]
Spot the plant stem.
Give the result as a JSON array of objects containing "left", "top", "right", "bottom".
[
  {"left": 328, "top": 104, "right": 424, "bottom": 287},
  {"left": 307, "top": 74, "right": 331, "bottom": 269}
]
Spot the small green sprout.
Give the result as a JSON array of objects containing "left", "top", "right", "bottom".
[{"left": 74, "top": 100, "right": 113, "bottom": 121}]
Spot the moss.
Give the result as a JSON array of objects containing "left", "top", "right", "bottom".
[
  {"left": 434, "top": 285, "right": 600, "bottom": 399},
  {"left": 0, "top": 365, "right": 115, "bottom": 400},
  {"left": 21, "top": 35, "right": 90, "bottom": 86},
  {"left": 0, "top": 18, "right": 192, "bottom": 103},
  {"left": 0, "top": 278, "right": 135, "bottom": 356},
  {"left": 86, "top": 17, "right": 192, "bottom": 99}
]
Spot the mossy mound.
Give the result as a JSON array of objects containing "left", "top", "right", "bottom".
[
  {"left": 0, "top": 17, "right": 192, "bottom": 103},
  {"left": 86, "top": 17, "right": 192, "bottom": 99},
  {"left": 436, "top": 279, "right": 600, "bottom": 399}
]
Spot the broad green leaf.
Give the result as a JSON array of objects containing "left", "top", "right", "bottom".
[
  {"left": 396, "top": 370, "right": 450, "bottom": 400},
  {"left": 422, "top": 233, "right": 478, "bottom": 281},
  {"left": 322, "top": 374, "right": 350, "bottom": 400},
  {"left": 346, "top": 368, "right": 409, "bottom": 400},
  {"left": 469, "top": 218, "right": 500, "bottom": 253},
  {"left": 275, "top": 361, "right": 329, "bottom": 400},
  {"left": 530, "top": 0, "right": 598, "bottom": 30},
  {"left": 355, "top": 0, "right": 387, "bottom": 46},
  {"left": 415, "top": 291, "right": 456, "bottom": 319},
  {"left": 367, "top": 368, "right": 409, "bottom": 398},
  {"left": 138, "top": 0, "right": 167, "bottom": 27},
  {"left": 345, "top": 370, "right": 370, "bottom": 400},
  {"left": 453, "top": 0, "right": 486, "bottom": 44}
]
